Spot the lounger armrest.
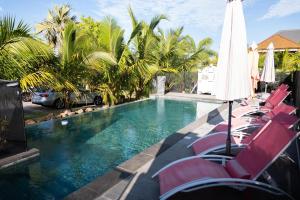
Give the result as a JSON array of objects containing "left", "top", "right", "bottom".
[
  {"left": 231, "top": 131, "right": 250, "bottom": 140},
  {"left": 199, "top": 155, "right": 233, "bottom": 160}
]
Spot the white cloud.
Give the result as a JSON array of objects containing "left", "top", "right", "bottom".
[
  {"left": 261, "top": 0, "right": 300, "bottom": 20},
  {"left": 94, "top": 0, "right": 228, "bottom": 37},
  {"left": 0, "top": 7, "right": 3, "bottom": 12}
]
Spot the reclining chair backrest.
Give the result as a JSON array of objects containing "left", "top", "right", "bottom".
[
  {"left": 265, "top": 90, "right": 289, "bottom": 109},
  {"left": 265, "top": 84, "right": 289, "bottom": 104},
  {"left": 225, "top": 120, "right": 297, "bottom": 180},
  {"left": 265, "top": 103, "right": 296, "bottom": 118},
  {"left": 278, "top": 84, "right": 289, "bottom": 91},
  {"left": 272, "top": 112, "right": 299, "bottom": 129},
  {"left": 242, "top": 112, "right": 298, "bottom": 144}
]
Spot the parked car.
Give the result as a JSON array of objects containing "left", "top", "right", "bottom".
[{"left": 32, "top": 88, "right": 102, "bottom": 109}]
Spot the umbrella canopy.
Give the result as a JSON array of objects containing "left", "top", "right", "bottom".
[
  {"left": 215, "top": 0, "right": 251, "bottom": 101},
  {"left": 248, "top": 42, "right": 260, "bottom": 96},
  {"left": 261, "top": 42, "right": 275, "bottom": 83},
  {"left": 215, "top": 0, "right": 250, "bottom": 155}
]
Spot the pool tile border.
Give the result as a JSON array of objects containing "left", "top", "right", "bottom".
[
  {"left": 65, "top": 169, "right": 132, "bottom": 200},
  {"left": 65, "top": 101, "right": 227, "bottom": 200},
  {"left": 25, "top": 98, "right": 151, "bottom": 128}
]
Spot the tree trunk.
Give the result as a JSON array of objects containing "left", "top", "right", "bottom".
[{"left": 182, "top": 71, "right": 186, "bottom": 92}]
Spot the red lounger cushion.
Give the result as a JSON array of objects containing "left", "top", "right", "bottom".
[
  {"left": 192, "top": 133, "right": 239, "bottom": 155},
  {"left": 159, "top": 158, "right": 230, "bottom": 196},
  {"left": 264, "top": 90, "right": 289, "bottom": 109},
  {"left": 234, "top": 121, "right": 296, "bottom": 179},
  {"left": 225, "top": 159, "right": 251, "bottom": 179},
  {"left": 213, "top": 117, "right": 263, "bottom": 132}
]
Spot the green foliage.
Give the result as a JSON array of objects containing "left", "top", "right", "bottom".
[
  {"left": 259, "top": 50, "right": 300, "bottom": 72},
  {"left": 281, "top": 51, "right": 300, "bottom": 72},
  {"left": 0, "top": 15, "right": 30, "bottom": 50},
  {"left": 152, "top": 27, "right": 215, "bottom": 91},
  {"left": 2, "top": 5, "right": 217, "bottom": 106}
]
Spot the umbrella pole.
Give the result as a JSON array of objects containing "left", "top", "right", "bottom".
[
  {"left": 226, "top": 101, "right": 233, "bottom": 155},
  {"left": 265, "top": 83, "right": 268, "bottom": 93}
]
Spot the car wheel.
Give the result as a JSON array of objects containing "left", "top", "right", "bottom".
[
  {"left": 94, "top": 96, "right": 102, "bottom": 106},
  {"left": 54, "top": 99, "right": 65, "bottom": 109}
]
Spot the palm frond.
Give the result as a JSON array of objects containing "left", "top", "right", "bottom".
[
  {"left": 0, "top": 16, "right": 31, "bottom": 50},
  {"left": 128, "top": 6, "right": 138, "bottom": 28},
  {"left": 149, "top": 15, "right": 167, "bottom": 31}
]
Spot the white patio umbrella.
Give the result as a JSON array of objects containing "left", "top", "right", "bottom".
[
  {"left": 261, "top": 42, "right": 275, "bottom": 93},
  {"left": 215, "top": 0, "right": 251, "bottom": 155},
  {"left": 248, "top": 42, "right": 260, "bottom": 96}
]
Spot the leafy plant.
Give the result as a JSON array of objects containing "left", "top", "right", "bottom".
[{"left": 281, "top": 51, "right": 300, "bottom": 72}]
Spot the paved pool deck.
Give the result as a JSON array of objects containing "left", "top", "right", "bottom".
[{"left": 156, "top": 92, "right": 223, "bottom": 103}]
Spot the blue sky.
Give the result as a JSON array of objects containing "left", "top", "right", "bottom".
[{"left": 1, "top": 0, "right": 300, "bottom": 50}]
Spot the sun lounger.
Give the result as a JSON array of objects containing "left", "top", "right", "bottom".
[
  {"left": 240, "top": 84, "right": 289, "bottom": 106},
  {"left": 213, "top": 103, "right": 296, "bottom": 133},
  {"left": 188, "top": 113, "right": 299, "bottom": 155},
  {"left": 233, "top": 90, "right": 290, "bottom": 118},
  {"left": 153, "top": 120, "right": 298, "bottom": 200}
]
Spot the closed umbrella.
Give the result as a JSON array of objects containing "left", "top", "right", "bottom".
[
  {"left": 248, "top": 42, "right": 260, "bottom": 96},
  {"left": 260, "top": 42, "right": 275, "bottom": 93},
  {"left": 215, "top": 0, "right": 251, "bottom": 155}
]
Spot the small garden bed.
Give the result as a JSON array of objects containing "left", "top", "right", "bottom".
[{"left": 24, "top": 105, "right": 109, "bottom": 126}]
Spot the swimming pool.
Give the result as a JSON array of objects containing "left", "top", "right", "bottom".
[{"left": 0, "top": 98, "right": 219, "bottom": 199}]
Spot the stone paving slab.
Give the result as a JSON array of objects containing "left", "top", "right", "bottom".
[
  {"left": 164, "top": 92, "right": 217, "bottom": 100},
  {"left": 0, "top": 148, "right": 39, "bottom": 170},
  {"left": 65, "top": 169, "right": 132, "bottom": 200}
]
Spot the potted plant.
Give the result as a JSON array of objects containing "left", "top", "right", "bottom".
[{"left": 0, "top": 117, "right": 8, "bottom": 152}]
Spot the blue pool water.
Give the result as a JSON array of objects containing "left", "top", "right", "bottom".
[{"left": 0, "top": 99, "right": 215, "bottom": 199}]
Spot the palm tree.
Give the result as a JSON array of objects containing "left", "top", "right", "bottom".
[
  {"left": 127, "top": 7, "right": 167, "bottom": 98},
  {"left": 0, "top": 16, "right": 61, "bottom": 91},
  {"left": 0, "top": 16, "right": 87, "bottom": 106},
  {"left": 48, "top": 21, "right": 97, "bottom": 108},
  {"left": 0, "top": 16, "right": 30, "bottom": 50},
  {"left": 0, "top": 16, "right": 30, "bottom": 79},
  {"left": 151, "top": 27, "right": 215, "bottom": 92},
  {"left": 36, "top": 4, "right": 76, "bottom": 50},
  {"left": 85, "top": 17, "right": 129, "bottom": 105},
  {"left": 178, "top": 36, "right": 216, "bottom": 91}
]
